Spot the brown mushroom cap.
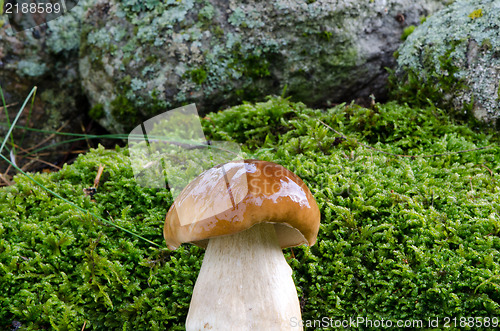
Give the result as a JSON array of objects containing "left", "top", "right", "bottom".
[{"left": 164, "top": 159, "right": 320, "bottom": 249}]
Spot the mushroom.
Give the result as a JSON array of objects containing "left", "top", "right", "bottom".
[{"left": 164, "top": 159, "right": 320, "bottom": 330}]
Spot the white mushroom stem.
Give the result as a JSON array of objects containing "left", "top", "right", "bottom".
[{"left": 186, "top": 223, "right": 303, "bottom": 331}]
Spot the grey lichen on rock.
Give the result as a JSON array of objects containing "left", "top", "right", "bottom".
[
  {"left": 394, "top": 0, "right": 500, "bottom": 126},
  {"left": 79, "top": 0, "right": 447, "bottom": 133}
]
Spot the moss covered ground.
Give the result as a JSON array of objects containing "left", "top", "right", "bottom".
[{"left": 1, "top": 97, "right": 499, "bottom": 329}]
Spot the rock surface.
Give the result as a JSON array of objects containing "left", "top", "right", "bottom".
[
  {"left": 79, "top": 0, "right": 447, "bottom": 133},
  {"left": 394, "top": 0, "right": 500, "bottom": 126},
  {"left": 0, "top": 2, "right": 91, "bottom": 152}
]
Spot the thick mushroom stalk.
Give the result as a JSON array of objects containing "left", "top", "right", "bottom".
[
  {"left": 186, "top": 223, "right": 302, "bottom": 330},
  {"left": 164, "top": 160, "right": 320, "bottom": 331}
]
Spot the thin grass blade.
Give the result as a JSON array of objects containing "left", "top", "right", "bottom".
[{"left": 0, "top": 86, "right": 37, "bottom": 155}]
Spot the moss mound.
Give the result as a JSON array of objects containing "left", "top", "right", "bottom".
[{"left": 1, "top": 97, "right": 499, "bottom": 329}]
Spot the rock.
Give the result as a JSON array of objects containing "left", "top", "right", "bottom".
[
  {"left": 0, "top": 1, "right": 91, "bottom": 159},
  {"left": 394, "top": 0, "right": 500, "bottom": 126},
  {"left": 79, "top": 0, "right": 447, "bottom": 133}
]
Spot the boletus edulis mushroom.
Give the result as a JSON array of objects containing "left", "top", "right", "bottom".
[{"left": 164, "top": 159, "right": 320, "bottom": 330}]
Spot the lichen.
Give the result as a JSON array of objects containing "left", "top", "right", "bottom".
[
  {"left": 17, "top": 59, "right": 48, "bottom": 77},
  {"left": 198, "top": 3, "right": 214, "bottom": 22},
  {"left": 130, "top": 78, "right": 147, "bottom": 91},
  {"left": 45, "top": 4, "right": 85, "bottom": 54}
]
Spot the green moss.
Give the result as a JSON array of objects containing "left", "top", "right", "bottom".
[
  {"left": 122, "top": 56, "right": 132, "bottom": 67},
  {"left": 401, "top": 25, "right": 416, "bottom": 41},
  {"left": 436, "top": 42, "right": 465, "bottom": 88},
  {"left": 242, "top": 55, "right": 271, "bottom": 78},
  {"left": 481, "top": 38, "right": 492, "bottom": 51},
  {"left": 301, "top": 29, "right": 334, "bottom": 42},
  {"left": 319, "top": 30, "right": 333, "bottom": 42},
  {"left": 110, "top": 78, "right": 168, "bottom": 130},
  {"left": 189, "top": 67, "right": 208, "bottom": 85},
  {"left": 390, "top": 41, "right": 470, "bottom": 120},
  {"left": 286, "top": 45, "right": 358, "bottom": 104},
  {"left": 148, "top": 89, "right": 168, "bottom": 114},
  {"left": 3, "top": 97, "right": 499, "bottom": 329},
  {"left": 80, "top": 25, "right": 105, "bottom": 72},
  {"left": 212, "top": 25, "right": 224, "bottom": 39},
  {"left": 89, "top": 103, "right": 105, "bottom": 120},
  {"left": 229, "top": 44, "right": 272, "bottom": 79},
  {"left": 120, "top": 75, "right": 132, "bottom": 87},
  {"left": 145, "top": 54, "right": 158, "bottom": 63},
  {"left": 110, "top": 94, "right": 139, "bottom": 126}
]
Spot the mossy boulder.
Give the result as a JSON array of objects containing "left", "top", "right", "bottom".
[
  {"left": 393, "top": 0, "right": 500, "bottom": 126},
  {"left": 1, "top": 97, "right": 499, "bottom": 329},
  {"left": 0, "top": 1, "right": 93, "bottom": 153},
  {"left": 79, "top": 0, "right": 447, "bottom": 133}
]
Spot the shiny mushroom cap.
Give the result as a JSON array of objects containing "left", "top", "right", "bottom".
[{"left": 164, "top": 159, "right": 320, "bottom": 250}]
